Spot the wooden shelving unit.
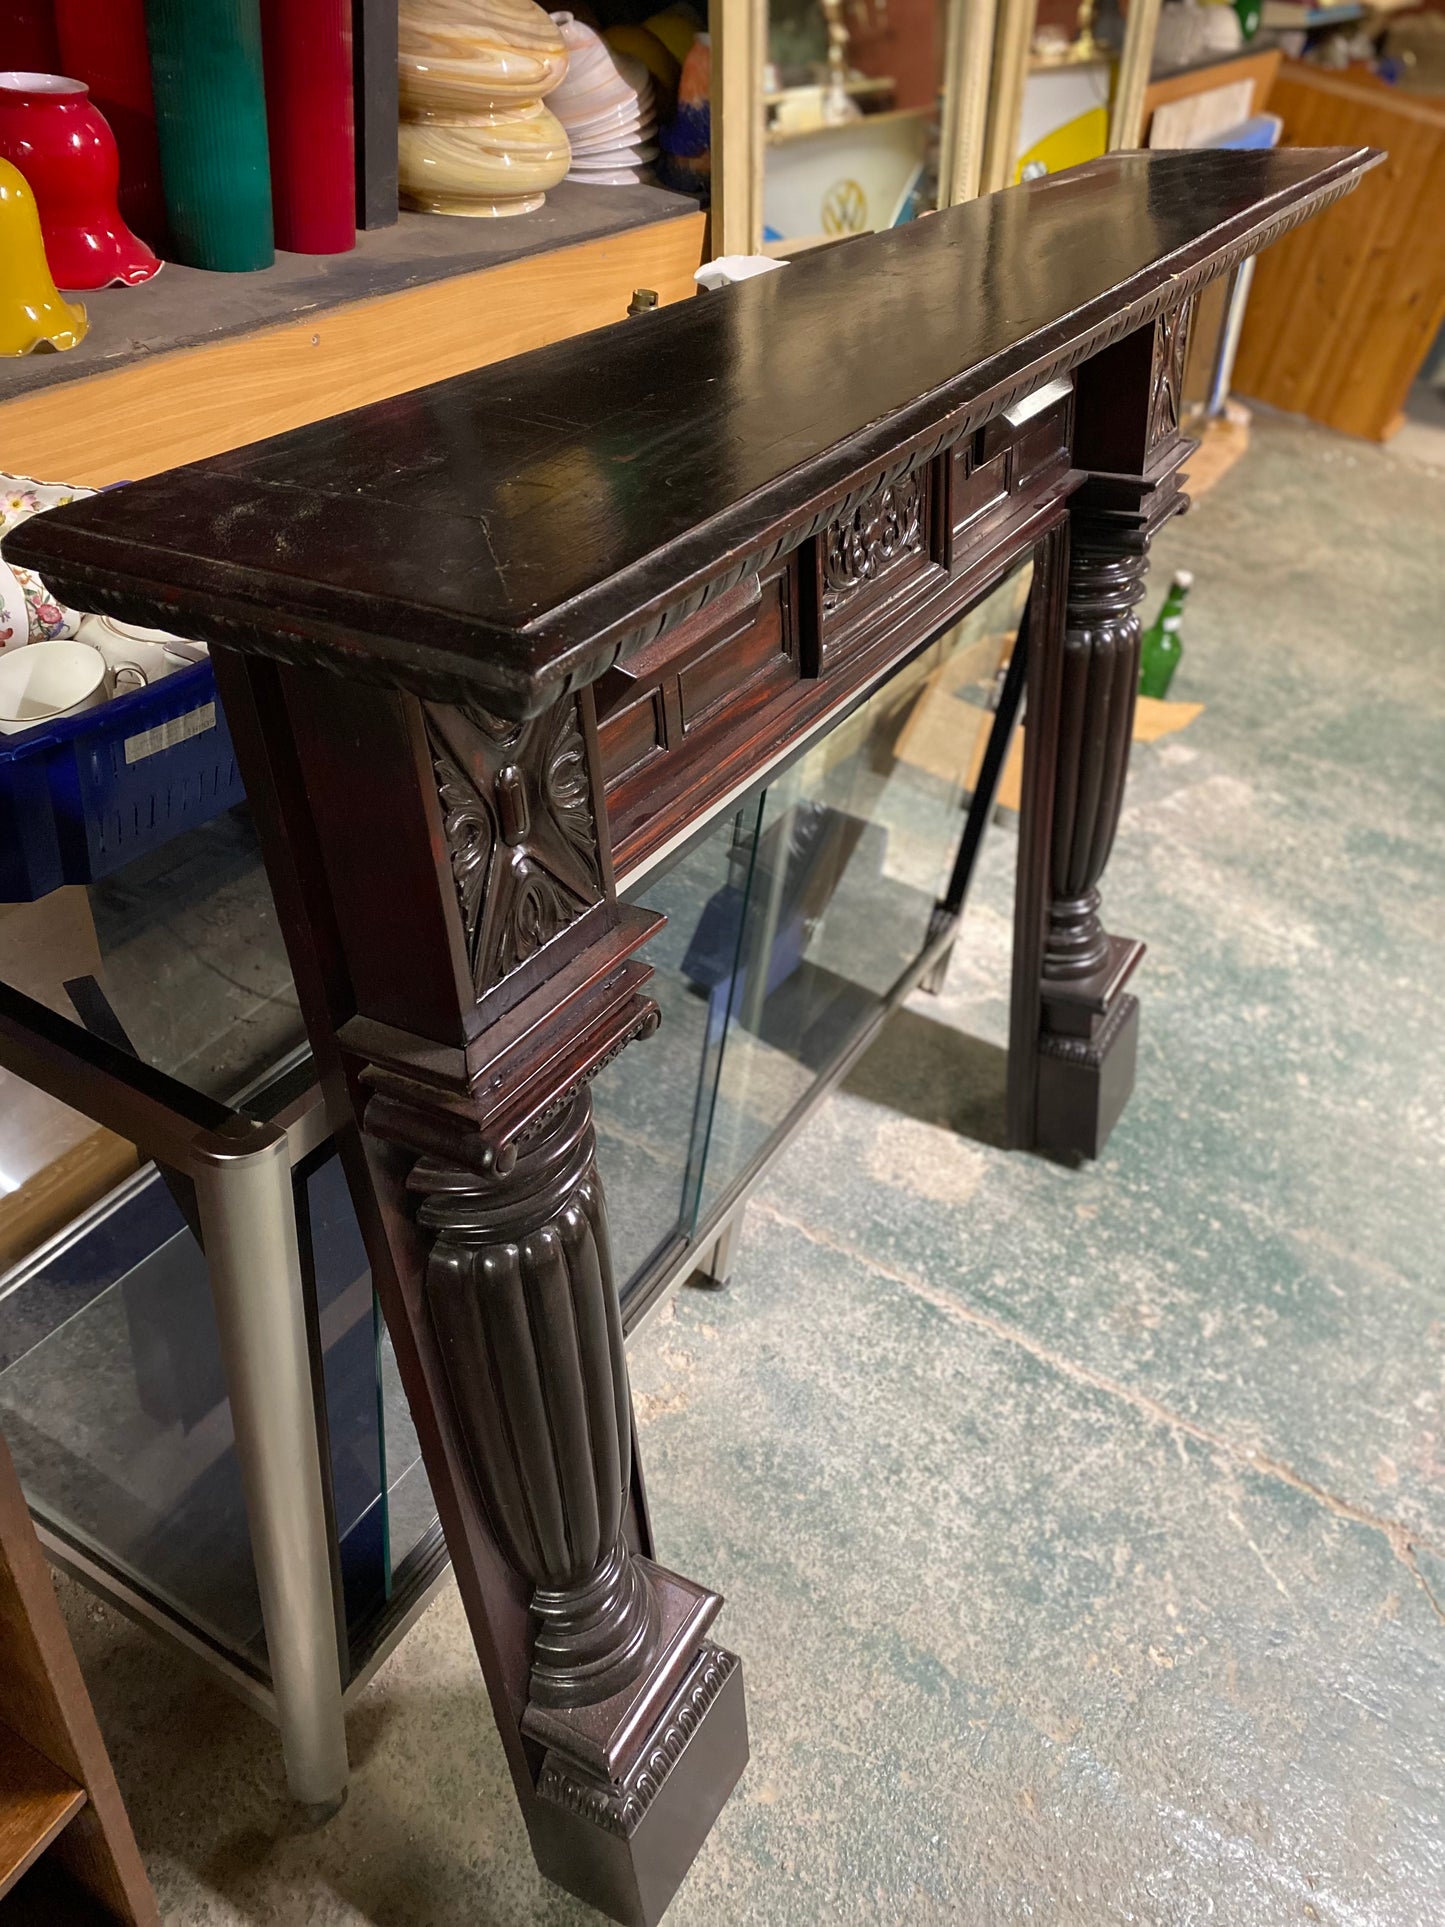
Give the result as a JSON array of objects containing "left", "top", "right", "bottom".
[
  {"left": 0, "top": 1727, "right": 86, "bottom": 1899},
  {"left": 0, "top": 1428, "right": 157, "bottom": 1924},
  {"left": 1233, "top": 62, "right": 1445, "bottom": 440},
  {"left": 0, "top": 186, "right": 705, "bottom": 487}
]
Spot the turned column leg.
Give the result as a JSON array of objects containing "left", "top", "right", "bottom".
[
  {"left": 1009, "top": 303, "right": 1193, "bottom": 1159},
  {"left": 405, "top": 1090, "right": 747, "bottom": 1922},
  {"left": 414, "top": 1094, "right": 659, "bottom": 1710},
  {"left": 214, "top": 654, "right": 747, "bottom": 1927},
  {"left": 1032, "top": 526, "right": 1150, "bottom": 1158}
]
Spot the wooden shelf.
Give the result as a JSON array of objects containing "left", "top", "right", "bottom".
[
  {"left": 0, "top": 1425, "right": 157, "bottom": 1925},
  {"left": 1140, "top": 47, "right": 1282, "bottom": 143},
  {"left": 0, "top": 1725, "right": 85, "bottom": 1901},
  {"left": 0, "top": 187, "right": 706, "bottom": 488}
]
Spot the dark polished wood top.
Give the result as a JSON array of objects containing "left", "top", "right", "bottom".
[{"left": 8, "top": 148, "right": 1377, "bottom": 718}]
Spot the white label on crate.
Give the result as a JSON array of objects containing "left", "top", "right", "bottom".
[{"left": 123, "top": 702, "right": 217, "bottom": 765}]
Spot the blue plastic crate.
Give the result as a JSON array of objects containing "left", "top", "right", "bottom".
[{"left": 0, "top": 658, "right": 245, "bottom": 902}]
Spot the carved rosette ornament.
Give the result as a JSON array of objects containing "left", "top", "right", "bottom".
[
  {"left": 427, "top": 698, "right": 604, "bottom": 996},
  {"left": 1148, "top": 299, "right": 1193, "bottom": 450},
  {"left": 822, "top": 470, "right": 924, "bottom": 606}
]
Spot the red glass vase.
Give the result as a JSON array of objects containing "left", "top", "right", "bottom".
[{"left": 0, "top": 71, "right": 161, "bottom": 288}]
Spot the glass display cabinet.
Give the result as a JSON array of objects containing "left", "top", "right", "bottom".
[
  {"left": 720, "top": 0, "right": 1164, "bottom": 257},
  {"left": 762, "top": 0, "right": 959, "bottom": 244},
  {"left": 0, "top": 559, "right": 1029, "bottom": 1801}
]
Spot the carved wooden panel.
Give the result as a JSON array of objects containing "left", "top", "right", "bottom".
[
  {"left": 426, "top": 698, "right": 604, "bottom": 998},
  {"left": 954, "top": 389, "right": 1072, "bottom": 546},
  {"left": 593, "top": 568, "right": 796, "bottom": 790},
  {"left": 605, "top": 477, "right": 1071, "bottom": 877},
  {"left": 813, "top": 460, "right": 946, "bottom": 677},
  {"left": 1148, "top": 300, "right": 1193, "bottom": 449},
  {"left": 821, "top": 471, "right": 925, "bottom": 609}
]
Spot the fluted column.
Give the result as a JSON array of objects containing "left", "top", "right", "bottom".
[
  {"left": 1025, "top": 512, "right": 1154, "bottom": 1161},
  {"left": 1010, "top": 303, "right": 1194, "bottom": 1160},
  {"left": 1042, "top": 537, "right": 1149, "bottom": 991},
  {"left": 204, "top": 652, "right": 747, "bottom": 1927},
  {"left": 414, "top": 1093, "right": 660, "bottom": 1710}
]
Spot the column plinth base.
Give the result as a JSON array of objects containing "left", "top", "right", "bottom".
[
  {"left": 529, "top": 1565, "right": 747, "bottom": 1926},
  {"left": 1037, "top": 989, "right": 1140, "bottom": 1161}
]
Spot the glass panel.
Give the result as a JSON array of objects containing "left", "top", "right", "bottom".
[
  {"left": 697, "top": 562, "right": 1032, "bottom": 1221},
  {"left": 381, "top": 1321, "right": 435, "bottom": 1589},
  {"left": 592, "top": 805, "right": 762, "bottom": 1292},
  {"left": 764, "top": 0, "right": 949, "bottom": 247},
  {"left": 0, "top": 803, "right": 307, "bottom": 1281},
  {"left": 0, "top": 1129, "right": 452, "bottom": 1678},
  {"left": 299, "top": 1148, "right": 387, "bottom": 1646},
  {"left": 1, "top": 804, "right": 304, "bottom": 1099},
  {"left": 594, "top": 561, "right": 1032, "bottom": 1304},
  {"left": 0, "top": 1172, "right": 268, "bottom": 1665}
]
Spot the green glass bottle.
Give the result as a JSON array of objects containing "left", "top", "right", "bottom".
[{"left": 1138, "top": 569, "right": 1192, "bottom": 700}]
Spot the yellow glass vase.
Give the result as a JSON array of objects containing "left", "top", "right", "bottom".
[{"left": 0, "top": 158, "right": 87, "bottom": 356}]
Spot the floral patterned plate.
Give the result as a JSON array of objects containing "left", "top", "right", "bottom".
[{"left": 0, "top": 472, "right": 97, "bottom": 643}]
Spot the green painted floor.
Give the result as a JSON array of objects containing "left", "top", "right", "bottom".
[{"left": 57, "top": 409, "right": 1445, "bottom": 1925}]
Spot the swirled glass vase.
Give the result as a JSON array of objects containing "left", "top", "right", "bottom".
[{"left": 397, "top": 0, "right": 570, "bottom": 218}]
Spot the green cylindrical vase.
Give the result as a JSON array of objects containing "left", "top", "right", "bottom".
[{"left": 145, "top": 0, "right": 274, "bottom": 270}]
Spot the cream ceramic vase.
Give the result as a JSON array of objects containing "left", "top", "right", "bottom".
[{"left": 398, "top": 0, "right": 571, "bottom": 216}]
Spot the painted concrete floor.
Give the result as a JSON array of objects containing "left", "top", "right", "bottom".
[{"left": 55, "top": 408, "right": 1444, "bottom": 1925}]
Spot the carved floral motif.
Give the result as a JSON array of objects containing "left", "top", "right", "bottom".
[
  {"left": 822, "top": 471, "right": 924, "bottom": 605},
  {"left": 1148, "top": 300, "right": 1192, "bottom": 449},
  {"left": 425, "top": 697, "right": 603, "bottom": 996}
]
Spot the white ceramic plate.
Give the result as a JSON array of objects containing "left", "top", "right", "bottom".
[
  {"left": 567, "top": 118, "right": 656, "bottom": 153},
  {"left": 567, "top": 143, "right": 659, "bottom": 169},
  {"left": 565, "top": 166, "right": 655, "bottom": 187}
]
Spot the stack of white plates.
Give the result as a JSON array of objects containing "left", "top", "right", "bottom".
[{"left": 550, "top": 13, "right": 658, "bottom": 185}]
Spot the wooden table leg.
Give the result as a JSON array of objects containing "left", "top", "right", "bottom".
[
  {"left": 213, "top": 654, "right": 748, "bottom": 1926},
  {"left": 1010, "top": 303, "right": 1194, "bottom": 1158}
]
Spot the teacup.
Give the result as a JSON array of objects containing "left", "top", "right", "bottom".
[
  {"left": 75, "top": 614, "right": 176, "bottom": 685},
  {"left": 0, "top": 639, "right": 144, "bottom": 734}
]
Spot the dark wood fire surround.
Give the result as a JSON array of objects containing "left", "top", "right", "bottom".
[{"left": 9, "top": 150, "right": 1377, "bottom": 1925}]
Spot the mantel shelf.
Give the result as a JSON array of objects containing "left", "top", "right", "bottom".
[{"left": 7, "top": 147, "right": 1377, "bottom": 720}]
